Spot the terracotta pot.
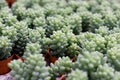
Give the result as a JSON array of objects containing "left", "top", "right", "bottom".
[
  {"left": 46, "top": 49, "right": 58, "bottom": 64},
  {"left": 14, "top": 54, "right": 24, "bottom": 62},
  {"left": 0, "top": 55, "right": 14, "bottom": 75},
  {"left": 0, "top": 54, "right": 24, "bottom": 75},
  {"left": 45, "top": 48, "right": 76, "bottom": 64},
  {"left": 6, "top": 0, "right": 15, "bottom": 7},
  {"left": 56, "top": 74, "right": 67, "bottom": 80}
]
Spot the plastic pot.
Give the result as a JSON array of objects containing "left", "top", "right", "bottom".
[
  {"left": 6, "top": 0, "right": 15, "bottom": 7},
  {"left": 56, "top": 74, "right": 67, "bottom": 80},
  {"left": 45, "top": 48, "right": 76, "bottom": 64},
  {"left": 0, "top": 54, "right": 24, "bottom": 75},
  {"left": 0, "top": 55, "right": 14, "bottom": 75}
]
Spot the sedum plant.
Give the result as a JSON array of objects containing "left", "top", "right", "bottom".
[
  {"left": 0, "top": 36, "right": 12, "bottom": 60},
  {"left": 2, "top": 26, "right": 18, "bottom": 42},
  {"left": 46, "top": 15, "right": 66, "bottom": 36},
  {"left": 11, "top": 21, "right": 29, "bottom": 56},
  {"left": 64, "top": 13, "right": 82, "bottom": 34},
  {"left": 28, "top": 27, "right": 46, "bottom": 44},
  {"left": 74, "top": 51, "right": 104, "bottom": 72},
  {"left": 24, "top": 42, "right": 41, "bottom": 58},
  {"left": 66, "top": 69, "right": 88, "bottom": 80},
  {"left": 91, "top": 64, "right": 115, "bottom": 80},
  {"left": 49, "top": 57, "right": 73, "bottom": 79},
  {"left": 8, "top": 54, "right": 51, "bottom": 80},
  {"left": 77, "top": 32, "right": 106, "bottom": 53},
  {"left": 107, "top": 44, "right": 120, "bottom": 71},
  {"left": 43, "top": 30, "right": 80, "bottom": 58},
  {"left": 105, "top": 33, "right": 120, "bottom": 50},
  {"left": 0, "top": 0, "right": 7, "bottom": 9}
]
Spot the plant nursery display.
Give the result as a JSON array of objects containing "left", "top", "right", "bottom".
[{"left": 1, "top": 0, "right": 120, "bottom": 80}]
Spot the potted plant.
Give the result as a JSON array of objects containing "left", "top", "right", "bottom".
[
  {"left": 8, "top": 53, "right": 51, "bottom": 80},
  {"left": 49, "top": 57, "right": 73, "bottom": 80},
  {"left": 43, "top": 30, "right": 80, "bottom": 63},
  {"left": 0, "top": 36, "right": 13, "bottom": 75}
]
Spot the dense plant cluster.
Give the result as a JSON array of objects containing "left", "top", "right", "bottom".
[{"left": 1, "top": 0, "right": 120, "bottom": 80}]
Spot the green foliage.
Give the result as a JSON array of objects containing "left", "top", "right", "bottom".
[
  {"left": 8, "top": 54, "right": 51, "bottom": 80},
  {"left": 66, "top": 69, "right": 88, "bottom": 80},
  {"left": 24, "top": 42, "right": 41, "bottom": 58},
  {"left": 107, "top": 44, "right": 120, "bottom": 71},
  {"left": 77, "top": 32, "right": 106, "bottom": 53},
  {"left": 49, "top": 57, "right": 73, "bottom": 79},
  {"left": 0, "top": 36, "right": 12, "bottom": 60},
  {"left": 28, "top": 27, "right": 46, "bottom": 44},
  {"left": 91, "top": 64, "right": 115, "bottom": 80},
  {"left": 2, "top": 26, "right": 18, "bottom": 42},
  {"left": 74, "top": 51, "right": 104, "bottom": 71},
  {"left": 43, "top": 30, "right": 80, "bottom": 58},
  {"left": 12, "top": 21, "right": 29, "bottom": 56}
]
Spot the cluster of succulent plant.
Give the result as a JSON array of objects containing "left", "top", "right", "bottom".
[
  {"left": 1, "top": 0, "right": 120, "bottom": 80},
  {"left": 49, "top": 57, "right": 73, "bottom": 79},
  {"left": 42, "top": 30, "right": 80, "bottom": 58},
  {"left": 8, "top": 53, "right": 51, "bottom": 80},
  {"left": 0, "top": 36, "right": 12, "bottom": 60},
  {"left": 77, "top": 32, "right": 106, "bottom": 53},
  {"left": 66, "top": 69, "right": 88, "bottom": 80}
]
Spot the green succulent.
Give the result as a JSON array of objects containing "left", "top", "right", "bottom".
[
  {"left": 24, "top": 42, "right": 41, "bottom": 58},
  {"left": 11, "top": 21, "right": 29, "bottom": 56},
  {"left": 74, "top": 51, "right": 104, "bottom": 72},
  {"left": 66, "top": 69, "right": 88, "bottom": 80},
  {"left": 8, "top": 54, "right": 51, "bottom": 80},
  {"left": 0, "top": 36, "right": 12, "bottom": 60},
  {"left": 91, "top": 64, "right": 115, "bottom": 80},
  {"left": 77, "top": 32, "right": 106, "bottom": 53},
  {"left": 49, "top": 57, "right": 73, "bottom": 79}
]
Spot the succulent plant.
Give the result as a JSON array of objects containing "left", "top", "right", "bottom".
[
  {"left": 2, "top": 26, "right": 18, "bottom": 42},
  {"left": 3, "top": 14, "right": 18, "bottom": 26},
  {"left": 56, "top": 7, "right": 73, "bottom": 16},
  {"left": 49, "top": 57, "right": 73, "bottom": 79},
  {"left": 89, "top": 13, "right": 104, "bottom": 32},
  {"left": 64, "top": 13, "right": 82, "bottom": 34},
  {"left": 77, "top": 32, "right": 106, "bottom": 53},
  {"left": 33, "top": 17, "right": 46, "bottom": 28},
  {"left": 8, "top": 54, "right": 51, "bottom": 80},
  {"left": 114, "top": 72, "right": 120, "bottom": 80},
  {"left": 74, "top": 51, "right": 104, "bottom": 72},
  {"left": 95, "top": 26, "right": 109, "bottom": 36},
  {"left": 46, "top": 15, "right": 66, "bottom": 36},
  {"left": 28, "top": 27, "right": 46, "bottom": 44},
  {"left": 103, "top": 12, "right": 118, "bottom": 30},
  {"left": 91, "top": 64, "right": 115, "bottom": 80},
  {"left": 11, "top": 21, "right": 29, "bottom": 56},
  {"left": 0, "top": 36, "right": 12, "bottom": 60},
  {"left": 24, "top": 42, "right": 41, "bottom": 58},
  {"left": 0, "top": 0, "right": 7, "bottom": 9},
  {"left": 105, "top": 33, "right": 120, "bottom": 50},
  {"left": 107, "top": 44, "right": 120, "bottom": 71},
  {"left": 43, "top": 30, "right": 80, "bottom": 58},
  {"left": 66, "top": 69, "right": 88, "bottom": 80},
  {"left": 0, "top": 7, "right": 11, "bottom": 19}
]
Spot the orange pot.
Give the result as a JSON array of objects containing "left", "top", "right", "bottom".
[
  {"left": 45, "top": 48, "right": 76, "bottom": 64},
  {"left": 0, "top": 55, "right": 14, "bottom": 75},
  {"left": 57, "top": 74, "right": 67, "bottom": 80},
  {"left": 6, "top": 0, "right": 15, "bottom": 7},
  {"left": 46, "top": 49, "right": 58, "bottom": 64},
  {"left": 0, "top": 54, "right": 24, "bottom": 75}
]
